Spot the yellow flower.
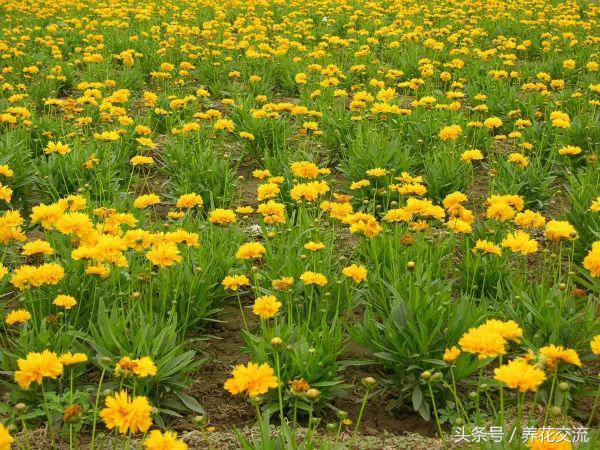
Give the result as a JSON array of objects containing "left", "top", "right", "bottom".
[
  {"left": 438, "top": 124, "right": 462, "bottom": 141},
  {"left": 494, "top": 359, "right": 547, "bottom": 392},
  {"left": 472, "top": 240, "right": 501, "bottom": 256},
  {"left": 514, "top": 210, "right": 546, "bottom": 229},
  {"left": 460, "top": 149, "right": 484, "bottom": 162},
  {"left": 544, "top": 220, "right": 576, "bottom": 242},
  {"left": 300, "top": 271, "right": 328, "bottom": 286},
  {"left": 21, "top": 240, "right": 54, "bottom": 256},
  {"left": 291, "top": 161, "right": 319, "bottom": 179},
  {"left": 271, "top": 276, "right": 294, "bottom": 291},
  {"left": 253, "top": 295, "right": 281, "bottom": 319},
  {"left": 59, "top": 352, "right": 88, "bottom": 365},
  {"left": 366, "top": 168, "right": 388, "bottom": 177},
  {"left": 0, "top": 423, "right": 14, "bottom": 450},
  {"left": 235, "top": 242, "right": 266, "bottom": 260},
  {"left": 0, "top": 164, "right": 14, "bottom": 177},
  {"left": 130, "top": 155, "right": 155, "bottom": 166},
  {"left": 44, "top": 141, "right": 71, "bottom": 155},
  {"left": 144, "top": 430, "right": 188, "bottom": 450},
  {"left": 176, "top": 193, "right": 203, "bottom": 209},
  {"left": 508, "top": 152, "right": 529, "bottom": 167},
  {"left": 342, "top": 264, "right": 368, "bottom": 283},
  {"left": 443, "top": 346, "right": 461, "bottom": 364},
  {"left": 222, "top": 274, "right": 250, "bottom": 291},
  {"left": 224, "top": 362, "right": 278, "bottom": 398},
  {"left": 116, "top": 356, "right": 158, "bottom": 378},
  {"left": 527, "top": 428, "right": 572, "bottom": 449},
  {"left": 101, "top": 390, "right": 152, "bottom": 434},
  {"left": 133, "top": 194, "right": 160, "bottom": 209},
  {"left": 502, "top": 231, "right": 539, "bottom": 255},
  {"left": 459, "top": 326, "right": 506, "bottom": 359},
  {"left": 539, "top": 345, "right": 581, "bottom": 371},
  {"left": 14, "top": 350, "right": 64, "bottom": 389},
  {"left": 53, "top": 294, "right": 77, "bottom": 310},
  {"left": 208, "top": 208, "right": 237, "bottom": 225},
  {"left": 304, "top": 241, "right": 325, "bottom": 251},
  {"left": 5, "top": 309, "right": 31, "bottom": 325},
  {"left": 583, "top": 242, "right": 600, "bottom": 277},
  {"left": 146, "top": 242, "right": 182, "bottom": 267},
  {"left": 558, "top": 145, "right": 582, "bottom": 156},
  {"left": 591, "top": 335, "right": 600, "bottom": 355}
]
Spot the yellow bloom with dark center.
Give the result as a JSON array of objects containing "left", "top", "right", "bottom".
[
  {"left": 224, "top": 362, "right": 278, "bottom": 398},
  {"left": 252, "top": 295, "right": 281, "bottom": 319},
  {"left": 494, "top": 359, "right": 546, "bottom": 392},
  {"left": 14, "top": 350, "right": 64, "bottom": 389}
]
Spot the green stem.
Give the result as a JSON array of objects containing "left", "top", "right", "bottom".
[
  {"left": 90, "top": 366, "right": 107, "bottom": 450},
  {"left": 353, "top": 388, "right": 370, "bottom": 437},
  {"left": 427, "top": 382, "right": 446, "bottom": 446}
]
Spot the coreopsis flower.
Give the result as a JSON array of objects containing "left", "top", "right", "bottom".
[
  {"left": 508, "top": 152, "right": 529, "bottom": 167},
  {"left": 483, "top": 117, "right": 502, "bottom": 129},
  {"left": 144, "top": 430, "right": 188, "bottom": 450},
  {"left": 494, "top": 359, "right": 547, "bottom": 392},
  {"left": 289, "top": 378, "right": 311, "bottom": 394},
  {"left": 460, "top": 149, "right": 484, "bottom": 162},
  {"left": 53, "top": 294, "right": 77, "bottom": 310},
  {"left": 11, "top": 263, "right": 65, "bottom": 290},
  {"left": 257, "top": 183, "right": 280, "bottom": 201},
  {"left": 480, "top": 319, "right": 523, "bottom": 343},
  {"left": 544, "top": 220, "right": 576, "bottom": 241},
  {"left": 146, "top": 242, "right": 182, "bottom": 267},
  {"left": 30, "top": 202, "right": 66, "bottom": 228},
  {"left": 5, "top": 309, "right": 31, "bottom": 325},
  {"left": 304, "top": 241, "right": 325, "bottom": 251},
  {"left": 101, "top": 390, "right": 152, "bottom": 434},
  {"left": 208, "top": 208, "right": 236, "bottom": 225},
  {"left": 133, "top": 194, "right": 160, "bottom": 209},
  {"left": 300, "top": 271, "right": 328, "bottom": 286},
  {"left": 350, "top": 179, "right": 370, "bottom": 190},
  {"left": 115, "top": 357, "right": 158, "bottom": 378},
  {"left": 224, "top": 362, "right": 278, "bottom": 398},
  {"left": 443, "top": 346, "right": 461, "bottom": 363},
  {"left": 539, "top": 345, "right": 581, "bottom": 371},
  {"left": 366, "top": 167, "right": 388, "bottom": 177},
  {"left": 445, "top": 218, "right": 472, "bottom": 233},
  {"left": 591, "top": 335, "right": 600, "bottom": 355},
  {"left": 272, "top": 276, "right": 294, "bottom": 291},
  {"left": 0, "top": 423, "right": 14, "bottom": 450},
  {"left": 252, "top": 295, "right": 281, "bottom": 319},
  {"left": 438, "top": 124, "right": 462, "bottom": 141},
  {"left": 550, "top": 111, "right": 570, "bottom": 128},
  {"left": 14, "top": 350, "right": 64, "bottom": 389},
  {"left": 458, "top": 326, "right": 506, "bottom": 359},
  {"left": 291, "top": 161, "right": 319, "bottom": 179},
  {"left": 0, "top": 164, "right": 13, "bottom": 177},
  {"left": 583, "top": 242, "right": 600, "bottom": 277},
  {"left": 176, "top": 193, "right": 203, "bottom": 209},
  {"left": 45, "top": 141, "right": 71, "bottom": 155},
  {"left": 130, "top": 155, "right": 155, "bottom": 166},
  {"left": 0, "top": 263, "right": 7, "bottom": 279},
  {"left": 472, "top": 239, "right": 502, "bottom": 256},
  {"left": 342, "top": 264, "right": 368, "bottom": 283},
  {"left": 222, "top": 274, "right": 250, "bottom": 291},
  {"left": 0, "top": 183, "right": 11, "bottom": 203},
  {"left": 558, "top": 145, "right": 582, "bottom": 156},
  {"left": 235, "top": 242, "right": 266, "bottom": 260},
  {"left": 590, "top": 197, "right": 600, "bottom": 212},
  {"left": 59, "top": 352, "right": 88, "bottom": 366},
  {"left": 527, "top": 428, "right": 572, "bottom": 450},
  {"left": 214, "top": 119, "right": 235, "bottom": 132},
  {"left": 514, "top": 210, "right": 546, "bottom": 229},
  {"left": 501, "top": 231, "right": 539, "bottom": 255},
  {"left": 290, "top": 181, "right": 329, "bottom": 202}
]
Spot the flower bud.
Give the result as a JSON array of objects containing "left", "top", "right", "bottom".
[
  {"left": 306, "top": 388, "right": 320, "bottom": 401},
  {"left": 271, "top": 337, "right": 283, "bottom": 347},
  {"left": 362, "top": 377, "right": 377, "bottom": 389},
  {"left": 421, "top": 370, "right": 432, "bottom": 381},
  {"left": 558, "top": 382, "right": 570, "bottom": 392}
]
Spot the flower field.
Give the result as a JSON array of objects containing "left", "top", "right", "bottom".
[{"left": 0, "top": 0, "right": 599, "bottom": 448}]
